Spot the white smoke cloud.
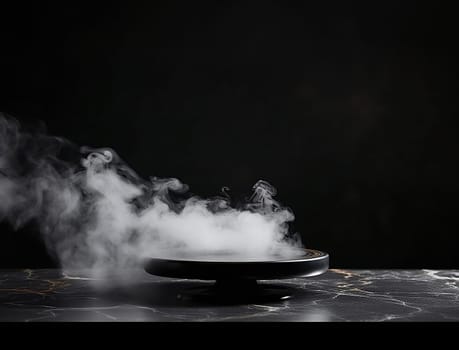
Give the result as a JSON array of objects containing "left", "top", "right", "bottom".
[{"left": 0, "top": 114, "right": 303, "bottom": 275}]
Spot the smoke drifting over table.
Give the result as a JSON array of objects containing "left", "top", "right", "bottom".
[{"left": 0, "top": 115, "right": 303, "bottom": 274}]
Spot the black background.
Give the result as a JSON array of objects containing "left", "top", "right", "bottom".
[{"left": 0, "top": 1, "right": 457, "bottom": 268}]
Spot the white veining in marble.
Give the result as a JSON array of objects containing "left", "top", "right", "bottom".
[{"left": 0, "top": 269, "right": 458, "bottom": 321}]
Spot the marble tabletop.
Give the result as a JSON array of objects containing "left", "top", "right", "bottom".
[{"left": 0, "top": 269, "right": 457, "bottom": 322}]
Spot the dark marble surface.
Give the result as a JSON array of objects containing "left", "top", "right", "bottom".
[{"left": 0, "top": 269, "right": 458, "bottom": 321}]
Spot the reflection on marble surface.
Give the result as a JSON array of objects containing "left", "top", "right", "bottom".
[{"left": 0, "top": 269, "right": 458, "bottom": 321}]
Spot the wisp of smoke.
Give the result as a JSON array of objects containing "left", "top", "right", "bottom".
[{"left": 0, "top": 114, "right": 303, "bottom": 276}]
